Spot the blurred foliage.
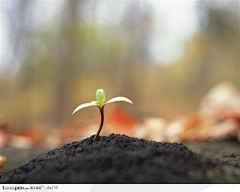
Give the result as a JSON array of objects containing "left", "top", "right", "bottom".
[{"left": 0, "top": 0, "right": 239, "bottom": 128}]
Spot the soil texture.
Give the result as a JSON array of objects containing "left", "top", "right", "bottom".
[{"left": 1, "top": 134, "right": 240, "bottom": 184}]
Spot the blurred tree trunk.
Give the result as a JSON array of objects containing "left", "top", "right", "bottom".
[
  {"left": 53, "top": 1, "right": 81, "bottom": 126},
  {"left": 9, "top": 0, "right": 32, "bottom": 90},
  {"left": 11, "top": 0, "right": 36, "bottom": 121},
  {"left": 116, "top": 3, "right": 151, "bottom": 108}
]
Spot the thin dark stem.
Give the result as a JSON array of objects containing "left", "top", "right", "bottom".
[{"left": 93, "top": 105, "right": 104, "bottom": 141}]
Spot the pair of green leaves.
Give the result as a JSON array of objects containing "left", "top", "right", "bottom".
[{"left": 72, "top": 89, "right": 133, "bottom": 115}]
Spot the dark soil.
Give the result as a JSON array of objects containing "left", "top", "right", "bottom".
[
  {"left": 0, "top": 147, "right": 48, "bottom": 174},
  {"left": 1, "top": 134, "right": 240, "bottom": 184}
]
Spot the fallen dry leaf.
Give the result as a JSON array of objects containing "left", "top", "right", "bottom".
[{"left": 0, "top": 155, "right": 7, "bottom": 171}]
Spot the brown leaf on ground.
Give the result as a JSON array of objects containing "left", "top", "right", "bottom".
[
  {"left": 0, "top": 155, "right": 7, "bottom": 171},
  {"left": 178, "top": 114, "right": 215, "bottom": 142},
  {"left": 178, "top": 113, "right": 239, "bottom": 142},
  {"left": 108, "top": 106, "right": 137, "bottom": 136},
  {"left": 0, "top": 121, "right": 13, "bottom": 147}
]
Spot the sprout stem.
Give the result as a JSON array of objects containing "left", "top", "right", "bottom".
[{"left": 93, "top": 105, "right": 104, "bottom": 141}]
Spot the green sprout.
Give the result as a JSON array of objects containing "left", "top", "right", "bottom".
[{"left": 72, "top": 89, "right": 133, "bottom": 141}]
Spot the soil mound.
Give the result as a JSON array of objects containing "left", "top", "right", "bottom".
[{"left": 1, "top": 134, "right": 240, "bottom": 183}]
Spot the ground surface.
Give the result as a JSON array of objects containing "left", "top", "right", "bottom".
[
  {"left": 0, "top": 134, "right": 240, "bottom": 183},
  {"left": 185, "top": 140, "right": 240, "bottom": 166},
  {"left": 0, "top": 147, "right": 48, "bottom": 174}
]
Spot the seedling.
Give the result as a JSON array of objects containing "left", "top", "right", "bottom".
[{"left": 72, "top": 89, "right": 133, "bottom": 141}]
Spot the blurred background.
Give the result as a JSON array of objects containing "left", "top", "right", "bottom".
[{"left": 0, "top": 0, "right": 239, "bottom": 169}]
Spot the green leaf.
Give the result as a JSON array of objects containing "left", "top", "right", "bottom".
[
  {"left": 96, "top": 100, "right": 104, "bottom": 108},
  {"left": 96, "top": 89, "right": 106, "bottom": 107},
  {"left": 72, "top": 101, "right": 97, "bottom": 115},
  {"left": 106, "top": 97, "right": 133, "bottom": 105}
]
